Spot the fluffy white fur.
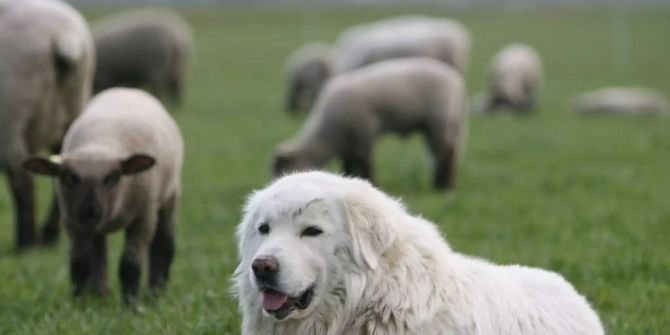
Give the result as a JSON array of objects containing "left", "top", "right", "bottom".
[{"left": 234, "top": 171, "right": 604, "bottom": 335}]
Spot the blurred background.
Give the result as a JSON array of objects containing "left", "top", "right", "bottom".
[{"left": 0, "top": 0, "right": 668, "bottom": 334}]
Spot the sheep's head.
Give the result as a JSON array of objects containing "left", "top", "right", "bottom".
[{"left": 24, "top": 153, "right": 155, "bottom": 233}]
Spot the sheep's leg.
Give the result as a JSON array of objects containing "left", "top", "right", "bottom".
[
  {"left": 425, "top": 127, "right": 458, "bottom": 191},
  {"left": 165, "top": 74, "right": 183, "bottom": 107},
  {"left": 6, "top": 163, "right": 37, "bottom": 249},
  {"left": 342, "top": 139, "right": 374, "bottom": 183},
  {"left": 119, "top": 217, "right": 154, "bottom": 305},
  {"left": 88, "top": 235, "right": 109, "bottom": 295},
  {"left": 149, "top": 195, "right": 177, "bottom": 291},
  {"left": 69, "top": 235, "right": 91, "bottom": 296},
  {"left": 433, "top": 144, "right": 457, "bottom": 190}
]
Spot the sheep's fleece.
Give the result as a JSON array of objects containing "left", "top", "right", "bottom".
[{"left": 234, "top": 171, "right": 604, "bottom": 335}]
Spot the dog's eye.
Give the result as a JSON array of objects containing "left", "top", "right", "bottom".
[
  {"left": 258, "top": 223, "right": 270, "bottom": 235},
  {"left": 301, "top": 226, "right": 323, "bottom": 237}
]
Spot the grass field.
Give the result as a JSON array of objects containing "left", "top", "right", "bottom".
[{"left": 0, "top": 6, "right": 669, "bottom": 334}]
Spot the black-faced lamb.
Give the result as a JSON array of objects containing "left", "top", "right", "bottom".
[
  {"left": 24, "top": 88, "right": 184, "bottom": 305},
  {"left": 0, "top": 0, "right": 94, "bottom": 249},
  {"left": 92, "top": 9, "right": 193, "bottom": 106},
  {"left": 273, "top": 58, "right": 468, "bottom": 190}
]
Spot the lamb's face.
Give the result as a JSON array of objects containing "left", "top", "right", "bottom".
[
  {"left": 238, "top": 180, "right": 351, "bottom": 322},
  {"left": 57, "top": 157, "right": 127, "bottom": 232},
  {"left": 23, "top": 153, "right": 156, "bottom": 234},
  {"left": 272, "top": 146, "right": 313, "bottom": 177}
]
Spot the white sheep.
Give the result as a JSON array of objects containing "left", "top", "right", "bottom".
[
  {"left": 570, "top": 87, "right": 669, "bottom": 116},
  {"left": 92, "top": 9, "right": 194, "bottom": 106},
  {"left": 335, "top": 15, "right": 471, "bottom": 74},
  {"left": 273, "top": 57, "right": 468, "bottom": 190},
  {"left": 478, "top": 43, "right": 543, "bottom": 114},
  {"left": 284, "top": 16, "right": 471, "bottom": 114},
  {"left": 0, "top": 0, "right": 94, "bottom": 249},
  {"left": 24, "top": 88, "right": 184, "bottom": 305},
  {"left": 284, "top": 42, "right": 333, "bottom": 113}
]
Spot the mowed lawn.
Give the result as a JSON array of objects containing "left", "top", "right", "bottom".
[{"left": 0, "top": 6, "right": 669, "bottom": 334}]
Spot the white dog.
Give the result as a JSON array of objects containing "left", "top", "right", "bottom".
[{"left": 234, "top": 171, "right": 604, "bottom": 335}]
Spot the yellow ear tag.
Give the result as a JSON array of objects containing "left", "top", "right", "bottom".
[{"left": 49, "top": 155, "right": 62, "bottom": 165}]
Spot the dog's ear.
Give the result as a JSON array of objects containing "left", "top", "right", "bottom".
[{"left": 343, "top": 183, "right": 398, "bottom": 270}]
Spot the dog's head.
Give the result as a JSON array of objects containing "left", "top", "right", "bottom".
[{"left": 234, "top": 171, "right": 403, "bottom": 322}]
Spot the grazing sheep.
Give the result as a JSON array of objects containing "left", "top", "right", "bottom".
[
  {"left": 284, "top": 42, "right": 333, "bottom": 114},
  {"left": 0, "top": 0, "right": 94, "bottom": 249},
  {"left": 284, "top": 16, "right": 470, "bottom": 114},
  {"left": 478, "top": 43, "right": 543, "bottom": 114},
  {"left": 24, "top": 88, "right": 184, "bottom": 305},
  {"left": 92, "top": 9, "right": 193, "bottom": 106},
  {"left": 335, "top": 16, "right": 470, "bottom": 74},
  {"left": 273, "top": 58, "right": 468, "bottom": 190},
  {"left": 570, "top": 87, "right": 669, "bottom": 116}
]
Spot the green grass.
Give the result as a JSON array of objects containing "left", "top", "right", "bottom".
[{"left": 1, "top": 6, "right": 669, "bottom": 334}]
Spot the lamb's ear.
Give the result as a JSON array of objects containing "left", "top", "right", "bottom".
[
  {"left": 121, "top": 154, "right": 156, "bottom": 175},
  {"left": 23, "top": 155, "right": 62, "bottom": 176},
  {"left": 343, "top": 188, "right": 397, "bottom": 271}
]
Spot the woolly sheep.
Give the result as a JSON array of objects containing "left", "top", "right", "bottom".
[
  {"left": 0, "top": 0, "right": 94, "bottom": 249},
  {"left": 478, "top": 43, "right": 543, "bottom": 114},
  {"left": 284, "top": 42, "right": 333, "bottom": 114},
  {"left": 335, "top": 15, "right": 471, "bottom": 74},
  {"left": 273, "top": 58, "right": 468, "bottom": 190},
  {"left": 284, "top": 16, "right": 470, "bottom": 114},
  {"left": 570, "top": 87, "right": 669, "bottom": 116},
  {"left": 92, "top": 9, "right": 193, "bottom": 106},
  {"left": 24, "top": 88, "right": 184, "bottom": 305}
]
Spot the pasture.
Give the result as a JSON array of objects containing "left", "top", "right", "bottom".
[{"left": 0, "top": 6, "right": 669, "bottom": 334}]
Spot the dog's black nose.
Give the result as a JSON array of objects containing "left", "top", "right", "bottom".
[{"left": 252, "top": 256, "right": 279, "bottom": 280}]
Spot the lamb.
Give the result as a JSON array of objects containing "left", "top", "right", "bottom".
[
  {"left": 284, "top": 16, "right": 470, "bottom": 114},
  {"left": 477, "top": 43, "right": 543, "bottom": 114},
  {"left": 570, "top": 87, "right": 669, "bottom": 116},
  {"left": 273, "top": 58, "right": 468, "bottom": 190},
  {"left": 0, "top": 0, "right": 94, "bottom": 249},
  {"left": 24, "top": 88, "right": 184, "bottom": 305},
  {"left": 284, "top": 42, "right": 333, "bottom": 113},
  {"left": 92, "top": 9, "right": 193, "bottom": 106}
]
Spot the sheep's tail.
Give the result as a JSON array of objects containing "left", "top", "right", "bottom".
[{"left": 52, "top": 33, "right": 83, "bottom": 85}]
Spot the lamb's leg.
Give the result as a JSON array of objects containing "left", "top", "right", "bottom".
[
  {"left": 69, "top": 235, "right": 91, "bottom": 297},
  {"left": 88, "top": 235, "right": 109, "bottom": 295},
  {"left": 6, "top": 162, "right": 37, "bottom": 249},
  {"left": 119, "top": 216, "right": 154, "bottom": 305},
  {"left": 342, "top": 140, "right": 374, "bottom": 183},
  {"left": 149, "top": 195, "right": 177, "bottom": 291}
]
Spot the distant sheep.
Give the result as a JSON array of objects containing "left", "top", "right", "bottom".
[
  {"left": 284, "top": 42, "right": 333, "bottom": 113},
  {"left": 274, "top": 58, "right": 468, "bottom": 190},
  {"left": 477, "top": 43, "right": 543, "bottom": 114},
  {"left": 25, "top": 88, "right": 184, "bottom": 305},
  {"left": 284, "top": 16, "right": 470, "bottom": 114},
  {"left": 0, "top": 0, "right": 94, "bottom": 249},
  {"left": 571, "top": 87, "right": 669, "bottom": 116},
  {"left": 92, "top": 9, "right": 193, "bottom": 106},
  {"left": 335, "top": 15, "right": 471, "bottom": 74}
]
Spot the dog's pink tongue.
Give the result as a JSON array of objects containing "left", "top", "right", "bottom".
[{"left": 263, "top": 291, "right": 288, "bottom": 311}]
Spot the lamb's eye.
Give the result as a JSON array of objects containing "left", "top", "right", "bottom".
[
  {"left": 61, "top": 171, "right": 80, "bottom": 186},
  {"left": 103, "top": 171, "right": 121, "bottom": 187},
  {"left": 301, "top": 226, "right": 323, "bottom": 237},
  {"left": 258, "top": 223, "right": 270, "bottom": 235}
]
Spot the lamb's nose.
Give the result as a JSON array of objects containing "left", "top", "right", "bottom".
[{"left": 252, "top": 256, "right": 279, "bottom": 280}]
